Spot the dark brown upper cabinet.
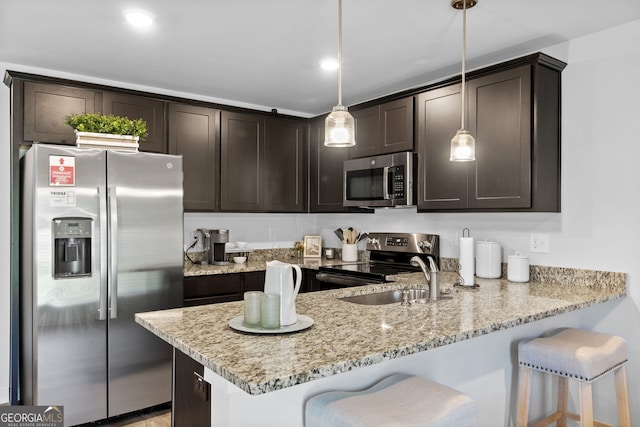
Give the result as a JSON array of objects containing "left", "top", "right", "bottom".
[
  {"left": 263, "top": 117, "right": 307, "bottom": 212},
  {"left": 220, "top": 111, "right": 307, "bottom": 212},
  {"left": 220, "top": 111, "right": 264, "bottom": 211},
  {"left": 168, "top": 103, "right": 220, "bottom": 212},
  {"left": 23, "top": 81, "right": 101, "bottom": 145},
  {"left": 348, "top": 96, "right": 414, "bottom": 159},
  {"left": 417, "top": 54, "right": 564, "bottom": 212},
  {"left": 309, "top": 115, "right": 350, "bottom": 213},
  {"left": 103, "top": 92, "right": 166, "bottom": 153}
]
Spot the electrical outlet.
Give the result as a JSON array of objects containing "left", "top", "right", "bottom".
[{"left": 530, "top": 234, "right": 550, "bottom": 253}]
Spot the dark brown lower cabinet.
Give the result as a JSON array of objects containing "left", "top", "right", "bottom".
[
  {"left": 183, "top": 271, "right": 266, "bottom": 307},
  {"left": 173, "top": 349, "right": 210, "bottom": 427},
  {"left": 301, "top": 268, "right": 319, "bottom": 293}
]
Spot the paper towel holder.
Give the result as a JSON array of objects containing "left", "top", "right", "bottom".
[{"left": 462, "top": 227, "right": 470, "bottom": 238}]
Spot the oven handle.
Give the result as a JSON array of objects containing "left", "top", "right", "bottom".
[{"left": 316, "top": 272, "right": 381, "bottom": 287}]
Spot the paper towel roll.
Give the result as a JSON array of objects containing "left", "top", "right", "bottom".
[{"left": 459, "top": 236, "right": 475, "bottom": 286}]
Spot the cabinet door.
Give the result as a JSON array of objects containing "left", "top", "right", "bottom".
[
  {"left": 183, "top": 275, "right": 243, "bottom": 306},
  {"left": 168, "top": 103, "right": 220, "bottom": 211},
  {"left": 103, "top": 92, "right": 166, "bottom": 153},
  {"left": 379, "top": 97, "right": 414, "bottom": 154},
  {"left": 23, "top": 81, "right": 99, "bottom": 144},
  {"left": 348, "top": 105, "right": 379, "bottom": 158},
  {"left": 174, "top": 350, "right": 211, "bottom": 427},
  {"left": 243, "top": 271, "right": 266, "bottom": 292},
  {"left": 309, "top": 115, "right": 351, "bottom": 212},
  {"left": 416, "top": 84, "right": 468, "bottom": 210},
  {"left": 220, "top": 111, "right": 264, "bottom": 211},
  {"left": 467, "top": 65, "right": 532, "bottom": 209},
  {"left": 263, "top": 117, "right": 307, "bottom": 212}
]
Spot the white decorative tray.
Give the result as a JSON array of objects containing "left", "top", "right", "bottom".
[{"left": 228, "top": 314, "right": 314, "bottom": 334}]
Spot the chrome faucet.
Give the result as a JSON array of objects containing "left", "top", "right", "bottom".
[{"left": 410, "top": 256, "right": 440, "bottom": 301}]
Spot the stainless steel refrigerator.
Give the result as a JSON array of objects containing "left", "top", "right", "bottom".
[{"left": 20, "top": 144, "right": 183, "bottom": 426}]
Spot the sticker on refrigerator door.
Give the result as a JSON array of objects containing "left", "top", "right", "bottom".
[
  {"left": 49, "top": 190, "right": 76, "bottom": 207},
  {"left": 49, "top": 155, "right": 75, "bottom": 186}
]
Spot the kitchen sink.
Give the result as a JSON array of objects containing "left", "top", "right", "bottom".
[{"left": 339, "top": 288, "right": 431, "bottom": 305}]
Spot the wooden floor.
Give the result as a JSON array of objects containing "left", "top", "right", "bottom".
[{"left": 94, "top": 408, "right": 171, "bottom": 427}]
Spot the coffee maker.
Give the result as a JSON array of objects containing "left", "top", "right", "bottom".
[{"left": 197, "top": 228, "right": 229, "bottom": 265}]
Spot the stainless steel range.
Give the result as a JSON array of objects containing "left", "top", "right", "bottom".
[{"left": 316, "top": 232, "right": 440, "bottom": 289}]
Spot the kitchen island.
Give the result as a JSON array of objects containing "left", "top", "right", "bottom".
[{"left": 136, "top": 268, "right": 626, "bottom": 427}]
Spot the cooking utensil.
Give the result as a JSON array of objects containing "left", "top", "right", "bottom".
[
  {"left": 357, "top": 232, "right": 368, "bottom": 243},
  {"left": 334, "top": 228, "right": 344, "bottom": 242}
]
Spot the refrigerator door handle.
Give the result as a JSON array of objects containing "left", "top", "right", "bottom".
[
  {"left": 107, "top": 186, "right": 118, "bottom": 319},
  {"left": 98, "top": 187, "right": 108, "bottom": 321}
]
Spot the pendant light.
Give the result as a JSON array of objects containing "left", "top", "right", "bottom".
[
  {"left": 324, "top": 0, "right": 356, "bottom": 147},
  {"left": 450, "top": 0, "right": 477, "bottom": 161}
]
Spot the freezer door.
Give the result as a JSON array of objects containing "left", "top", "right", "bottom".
[
  {"left": 21, "top": 144, "right": 108, "bottom": 426},
  {"left": 106, "top": 150, "right": 183, "bottom": 417}
]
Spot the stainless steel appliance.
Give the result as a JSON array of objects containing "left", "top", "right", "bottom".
[
  {"left": 316, "top": 232, "right": 439, "bottom": 289},
  {"left": 19, "top": 144, "right": 183, "bottom": 426},
  {"left": 343, "top": 151, "right": 416, "bottom": 208},
  {"left": 196, "top": 229, "right": 229, "bottom": 265},
  {"left": 211, "top": 229, "right": 229, "bottom": 265}
]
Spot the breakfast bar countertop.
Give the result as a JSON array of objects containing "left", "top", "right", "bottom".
[{"left": 135, "top": 268, "right": 626, "bottom": 396}]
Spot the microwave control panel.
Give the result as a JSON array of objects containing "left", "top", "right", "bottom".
[{"left": 391, "top": 165, "right": 405, "bottom": 199}]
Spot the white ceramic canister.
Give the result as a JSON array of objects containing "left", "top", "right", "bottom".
[
  {"left": 508, "top": 251, "right": 530, "bottom": 282},
  {"left": 475, "top": 240, "right": 502, "bottom": 279}
]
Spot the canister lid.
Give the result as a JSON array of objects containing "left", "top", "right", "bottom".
[{"left": 508, "top": 251, "right": 528, "bottom": 259}]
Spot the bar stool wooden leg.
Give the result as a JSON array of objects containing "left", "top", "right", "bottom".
[
  {"left": 615, "top": 365, "right": 631, "bottom": 427},
  {"left": 579, "top": 381, "right": 594, "bottom": 427},
  {"left": 517, "top": 366, "right": 532, "bottom": 427},
  {"left": 556, "top": 376, "right": 569, "bottom": 427}
]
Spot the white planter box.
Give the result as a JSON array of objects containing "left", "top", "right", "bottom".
[{"left": 75, "top": 131, "right": 140, "bottom": 151}]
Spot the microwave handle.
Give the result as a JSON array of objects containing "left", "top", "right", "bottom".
[{"left": 383, "top": 166, "right": 392, "bottom": 200}]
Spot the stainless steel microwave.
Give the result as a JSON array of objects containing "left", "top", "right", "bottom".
[{"left": 343, "top": 151, "right": 416, "bottom": 208}]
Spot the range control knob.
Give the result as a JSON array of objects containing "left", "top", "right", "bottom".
[{"left": 418, "top": 240, "right": 432, "bottom": 251}]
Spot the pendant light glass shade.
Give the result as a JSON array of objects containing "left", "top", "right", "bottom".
[
  {"left": 450, "top": 129, "right": 475, "bottom": 161},
  {"left": 325, "top": 105, "right": 356, "bottom": 147},
  {"left": 450, "top": 0, "right": 476, "bottom": 161},
  {"left": 325, "top": 0, "right": 355, "bottom": 147}
]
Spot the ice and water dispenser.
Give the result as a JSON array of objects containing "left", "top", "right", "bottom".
[{"left": 53, "top": 217, "right": 92, "bottom": 278}]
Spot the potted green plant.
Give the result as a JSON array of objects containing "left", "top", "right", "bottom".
[{"left": 64, "top": 113, "right": 148, "bottom": 150}]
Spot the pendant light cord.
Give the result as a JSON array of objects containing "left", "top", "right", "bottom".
[
  {"left": 337, "top": 0, "right": 343, "bottom": 106},
  {"left": 461, "top": 0, "right": 467, "bottom": 130}
]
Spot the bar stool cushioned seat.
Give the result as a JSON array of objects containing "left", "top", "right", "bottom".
[
  {"left": 305, "top": 373, "right": 476, "bottom": 427},
  {"left": 517, "top": 327, "right": 630, "bottom": 427}
]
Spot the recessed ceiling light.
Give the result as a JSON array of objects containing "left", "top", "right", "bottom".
[
  {"left": 320, "top": 59, "right": 339, "bottom": 71},
  {"left": 124, "top": 9, "right": 154, "bottom": 28}
]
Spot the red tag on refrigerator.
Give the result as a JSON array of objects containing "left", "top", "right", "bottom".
[{"left": 49, "top": 155, "right": 75, "bottom": 186}]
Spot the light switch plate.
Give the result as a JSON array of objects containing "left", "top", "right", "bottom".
[{"left": 530, "top": 234, "right": 550, "bottom": 253}]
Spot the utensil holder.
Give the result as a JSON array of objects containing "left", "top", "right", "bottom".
[{"left": 342, "top": 244, "right": 358, "bottom": 262}]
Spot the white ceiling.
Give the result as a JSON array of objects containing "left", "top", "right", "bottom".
[{"left": 2, "top": 1, "right": 640, "bottom": 117}]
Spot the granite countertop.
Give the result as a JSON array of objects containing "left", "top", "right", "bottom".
[
  {"left": 136, "top": 268, "right": 626, "bottom": 396},
  {"left": 184, "top": 248, "right": 353, "bottom": 276}
]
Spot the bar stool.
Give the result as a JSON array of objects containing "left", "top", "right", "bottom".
[
  {"left": 516, "top": 328, "right": 630, "bottom": 427},
  {"left": 305, "top": 373, "right": 476, "bottom": 427}
]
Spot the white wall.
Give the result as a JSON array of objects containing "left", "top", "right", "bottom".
[{"left": 3, "top": 19, "right": 640, "bottom": 424}]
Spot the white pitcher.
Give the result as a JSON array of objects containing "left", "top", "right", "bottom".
[{"left": 264, "top": 260, "right": 302, "bottom": 326}]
